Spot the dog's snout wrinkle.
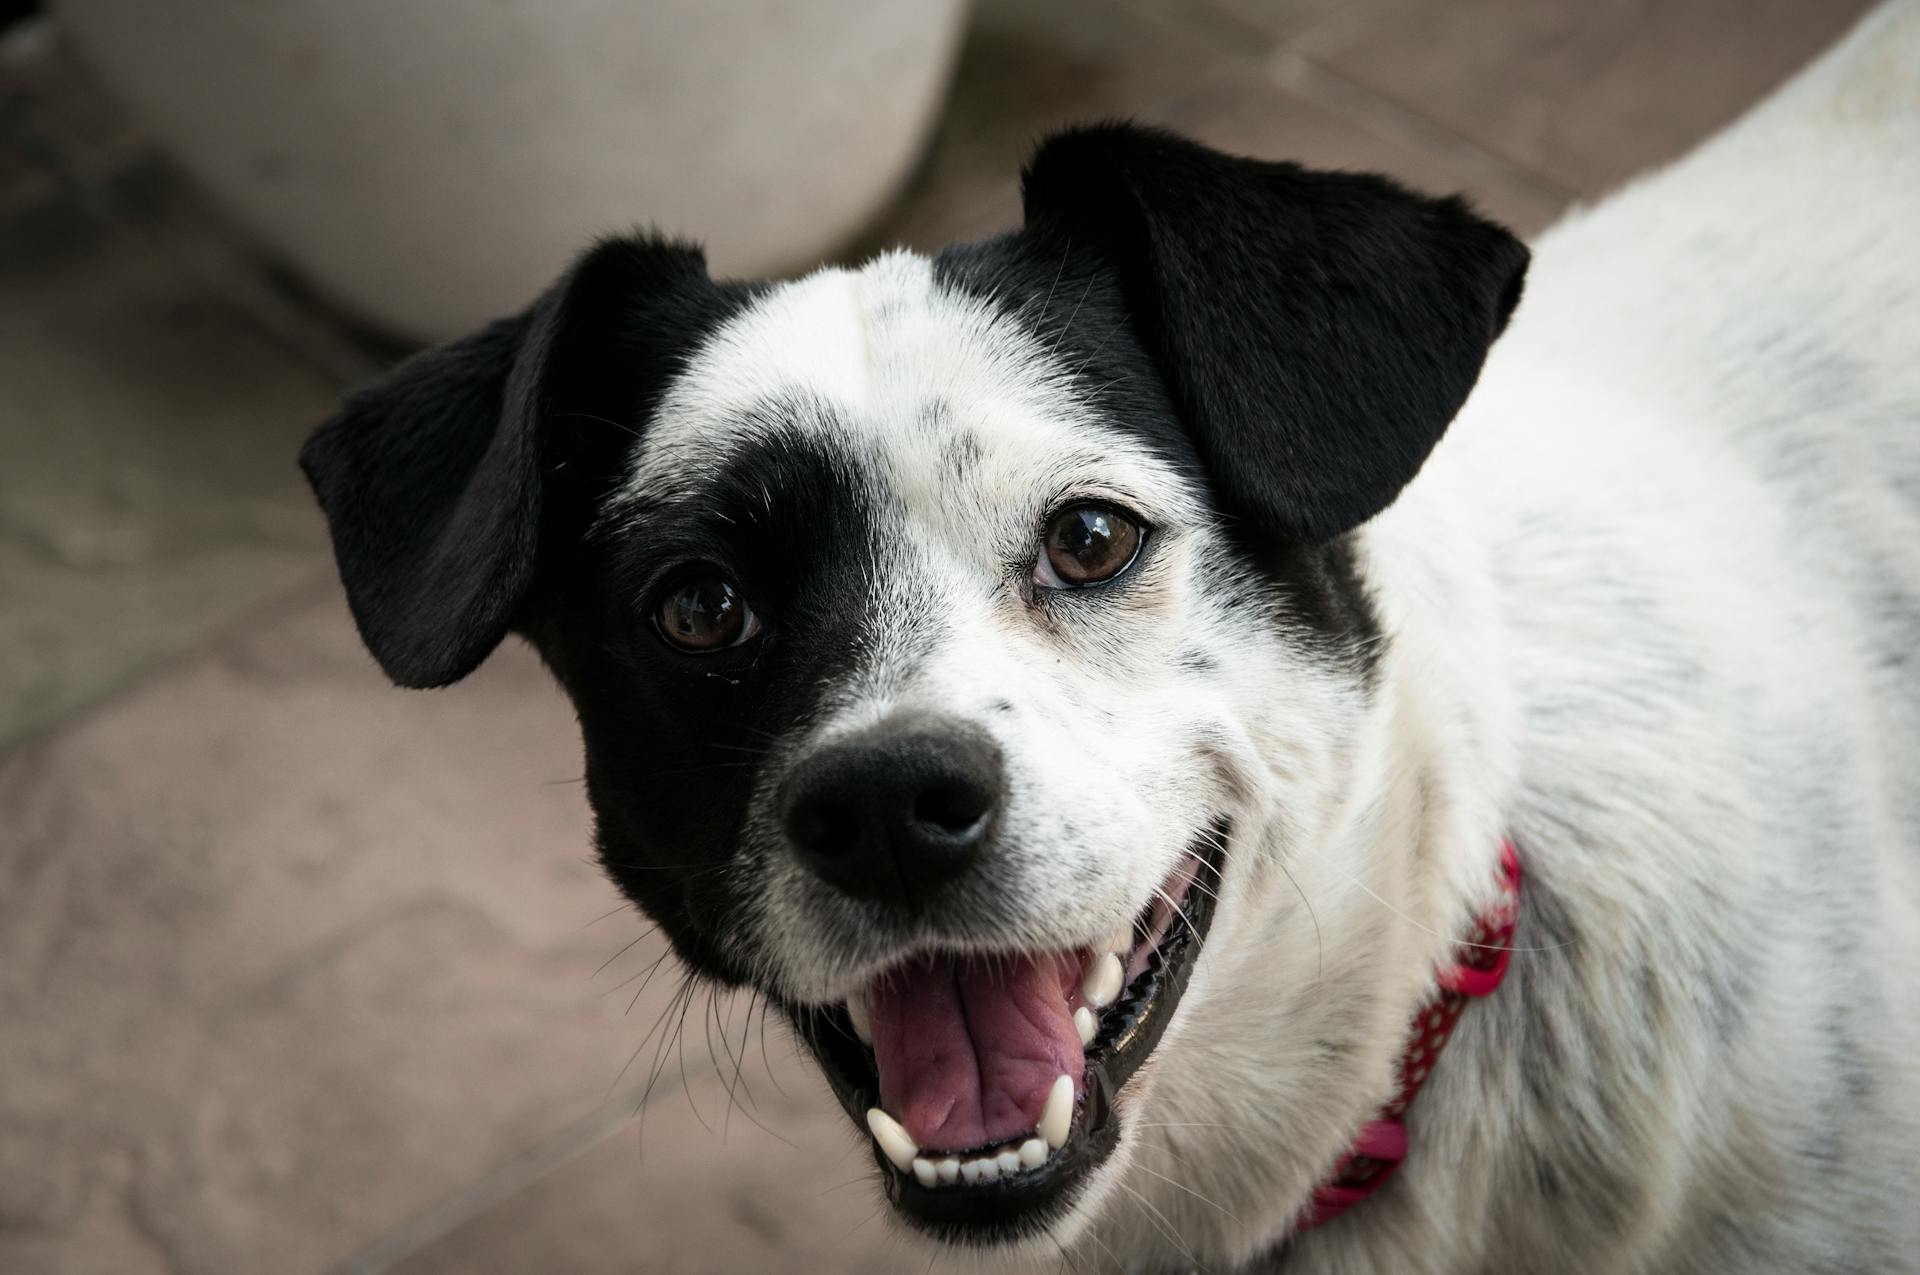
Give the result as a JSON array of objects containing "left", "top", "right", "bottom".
[{"left": 782, "top": 714, "right": 1005, "bottom": 908}]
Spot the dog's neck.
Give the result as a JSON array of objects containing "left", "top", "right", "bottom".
[
  {"left": 1298, "top": 838, "right": 1522, "bottom": 1230},
  {"left": 1359, "top": 429, "right": 1524, "bottom": 947}
]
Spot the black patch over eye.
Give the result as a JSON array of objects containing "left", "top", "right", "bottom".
[
  {"left": 654, "top": 573, "right": 759, "bottom": 652},
  {"left": 1037, "top": 504, "right": 1145, "bottom": 588}
]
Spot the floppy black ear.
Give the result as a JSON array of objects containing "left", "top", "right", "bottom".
[
  {"left": 1021, "top": 124, "right": 1528, "bottom": 542},
  {"left": 300, "top": 237, "right": 720, "bottom": 688}
]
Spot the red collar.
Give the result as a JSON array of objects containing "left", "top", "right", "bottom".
[{"left": 1301, "top": 840, "right": 1522, "bottom": 1230}]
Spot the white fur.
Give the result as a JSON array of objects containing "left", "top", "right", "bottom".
[{"left": 625, "top": 4, "right": 1920, "bottom": 1268}]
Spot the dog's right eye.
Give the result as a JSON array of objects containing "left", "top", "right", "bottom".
[
  {"left": 653, "top": 573, "right": 760, "bottom": 653},
  {"left": 1035, "top": 503, "right": 1145, "bottom": 589}
]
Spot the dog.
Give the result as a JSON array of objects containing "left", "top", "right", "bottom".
[{"left": 300, "top": 3, "right": 1920, "bottom": 1269}]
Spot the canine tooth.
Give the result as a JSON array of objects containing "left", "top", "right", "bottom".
[
  {"left": 865, "top": 1107, "right": 917, "bottom": 1173},
  {"left": 1018, "top": 1137, "right": 1048, "bottom": 1168},
  {"left": 846, "top": 994, "right": 872, "bottom": 1045},
  {"left": 1102, "top": 924, "right": 1134, "bottom": 956},
  {"left": 996, "top": 1148, "right": 1022, "bottom": 1175},
  {"left": 1038, "top": 1073, "right": 1074, "bottom": 1149},
  {"left": 911, "top": 1158, "right": 937, "bottom": 1187},
  {"left": 935, "top": 1158, "right": 960, "bottom": 1184},
  {"left": 1082, "top": 952, "right": 1124, "bottom": 1008},
  {"left": 1074, "top": 1005, "right": 1098, "bottom": 1045}
]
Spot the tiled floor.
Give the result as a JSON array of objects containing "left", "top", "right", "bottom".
[{"left": 0, "top": 1, "right": 1874, "bottom": 1271}]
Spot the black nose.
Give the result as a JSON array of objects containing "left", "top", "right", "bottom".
[{"left": 781, "top": 715, "right": 1004, "bottom": 907}]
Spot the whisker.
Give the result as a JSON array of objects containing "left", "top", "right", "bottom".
[
  {"left": 1037, "top": 236, "right": 1072, "bottom": 334},
  {"left": 675, "top": 987, "right": 712, "bottom": 1137},
  {"left": 646, "top": 761, "right": 769, "bottom": 777},
  {"left": 758, "top": 998, "right": 791, "bottom": 1098},
  {"left": 611, "top": 967, "right": 693, "bottom": 1103},
  {"left": 593, "top": 928, "right": 658, "bottom": 978},
  {"left": 1286, "top": 841, "right": 1569, "bottom": 955},
  {"left": 1149, "top": 884, "right": 1206, "bottom": 963},
  {"left": 1276, "top": 856, "right": 1324, "bottom": 981},
  {"left": 554, "top": 410, "right": 644, "bottom": 439},
  {"left": 706, "top": 741, "right": 777, "bottom": 757},
  {"left": 806, "top": 1173, "right": 874, "bottom": 1200},
  {"left": 582, "top": 901, "right": 636, "bottom": 929},
  {"left": 1049, "top": 1234, "right": 1089, "bottom": 1275},
  {"left": 635, "top": 974, "right": 701, "bottom": 1150},
  {"left": 1115, "top": 1181, "right": 1209, "bottom": 1273},
  {"left": 1080, "top": 1224, "right": 1127, "bottom": 1275},
  {"left": 1128, "top": 1162, "right": 1241, "bottom": 1221},
  {"left": 595, "top": 859, "right": 731, "bottom": 875},
  {"left": 1068, "top": 317, "right": 1127, "bottom": 380},
  {"left": 604, "top": 945, "right": 673, "bottom": 1004},
  {"left": 1052, "top": 273, "right": 1098, "bottom": 352}
]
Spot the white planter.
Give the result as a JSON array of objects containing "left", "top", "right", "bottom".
[{"left": 55, "top": 0, "right": 968, "bottom": 339}]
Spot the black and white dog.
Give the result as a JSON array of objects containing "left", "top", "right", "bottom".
[{"left": 301, "top": 5, "right": 1919, "bottom": 1270}]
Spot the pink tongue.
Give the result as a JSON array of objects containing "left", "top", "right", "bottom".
[{"left": 867, "top": 951, "right": 1085, "bottom": 1151}]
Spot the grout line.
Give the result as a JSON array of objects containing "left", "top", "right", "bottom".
[
  {"left": 334, "top": 1061, "right": 716, "bottom": 1275},
  {"left": 1109, "top": 0, "right": 1275, "bottom": 58},
  {"left": 1262, "top": 46, "right": 1579, "bottom": 209},
  {"left": 0, "top": 565, "right": 337, "bottom": 755}
]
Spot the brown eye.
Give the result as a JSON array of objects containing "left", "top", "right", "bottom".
[
  {"left": 655, "top": 574, "right": 759, "bottom": 652},
  {"left": 1037, "top": 504, "right": 1144, "bottom": 588}
]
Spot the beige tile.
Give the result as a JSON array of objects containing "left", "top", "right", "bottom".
[
  {"left": 0, "top": 25, "right": 392, "bottom": 748},
  {"left": 1291, "top": 0, "right": 1878, "bottom": 196},
  {"left": 849, "top": 0, "right": 1234, "bottom": 258},
  {"left": 0, "top": 583, "right": 701, "bottom": 1272},
  {"left": 0, "top": 188, "right": 340, "bottom": 745},
  {"left": 1155, "top": 63, "right": 1570, "bottom": 237},
  {"left": 383, "top": 1061, "right": 990, "bottom": 1275},
  {"left": 1129, "top": 0, "right": 1359, "bottom": 49}
]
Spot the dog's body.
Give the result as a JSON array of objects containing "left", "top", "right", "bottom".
[
  {"left": 1184, "top": 8, "right": 1920, "bottom": 1269},
  {"left": 301, "top": 4, "right": 1919, "bottom": 1271}
]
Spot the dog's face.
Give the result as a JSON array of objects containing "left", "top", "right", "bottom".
[{"left": 303, "top": 126, "right": 1525, "bottom": 1255}]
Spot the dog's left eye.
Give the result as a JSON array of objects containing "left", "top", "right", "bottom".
[
  {"left": 653, "top": 573, "right": 761, "bottom": 653},
  {"left": 1034, "top": 503, "right": 1145, "bottom": 589}
]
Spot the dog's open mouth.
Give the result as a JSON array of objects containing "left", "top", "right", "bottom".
[{"left": 787, "top": 822, "right": 1227, "bottom": 1243}]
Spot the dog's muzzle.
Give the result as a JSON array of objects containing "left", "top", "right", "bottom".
[{"left": 773, "top": 722, "right": 1230, "bottom": 1246}]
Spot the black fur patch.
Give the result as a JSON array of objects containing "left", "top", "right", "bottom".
[
  {"left": 1015, "top": 123, "right": 1529, "bottom": 545},
  {"left": 533, "top": 414, "right": 890, "bottom": 982},
  {"left": 300, "top": 235, "right": 754, "bottom": 688}
]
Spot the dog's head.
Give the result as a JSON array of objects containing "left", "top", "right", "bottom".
[{"left": 303, "top": 125, "right": 1525, "bottom": 1255}]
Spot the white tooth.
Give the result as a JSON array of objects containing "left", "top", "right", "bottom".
[
  {"left": 846, "top": 994, "right": 872, "bottom": 1045},
  {"left": 911, "top": 1158, "right": 937, "bottom": 1187},
  {"left": 1082, "top": 952, "right": 1124, "bottom": 1008},
  {"left": 1018, "top": 1137, "right": 1048, "bottom": 1169},
  {"left": 959, "top": 1159, "right": 983, "bottom": 1184},
  {"left": 974, "top": 1157, "right": 1001, "bottom": 1183},
  {"left": 936, "top": 1158, "right": 960, "bottom": 1184},
  {"left": 996, "top": 1148, "right": 1022, "bottom": 1175},
  {"left": 1038, "top": 1073, "right": 1074, "bottom": 1149},
  {"left": 865, "top": 1107, "right": 918, "bottom": 1173},
  {"left": 1074, "top": 1005, "right": 1098, "bottom": 1045},
  {"left": 1103, "top": 924, "right": 1134, "bottom": 956}
]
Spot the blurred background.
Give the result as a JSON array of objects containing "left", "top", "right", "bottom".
[{"left": 0, "top": 1, "right": 1873, "bottom": 1271}]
